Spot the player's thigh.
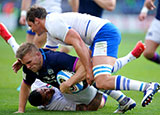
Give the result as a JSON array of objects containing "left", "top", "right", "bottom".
[
  {"left": 92, "top": 56, "right": 116, "bottom": 67},
  {"left": 145, "top": 18, "right": 160, "bottom": 55}
]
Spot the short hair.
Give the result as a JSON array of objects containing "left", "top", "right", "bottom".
[
  {"left": 28, "top": 90, "right": 43, "bottom": 106},
  {"left": 26, "top": 5, "right": 47, "bottom": 23},
  {"left": 16, "top": 42, "right": 39, "bottom": 59}
]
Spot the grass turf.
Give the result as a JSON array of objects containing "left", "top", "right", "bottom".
[{"left": 0, "top": 29, "right": 160, "bottom": 115}]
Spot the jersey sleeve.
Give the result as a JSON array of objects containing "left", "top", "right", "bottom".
[
  {"left": 23, "top": 66, "right": 36, "bottom": 86},
  {"left": 45, "top": 13, "right": 70, "bottom": 42}
]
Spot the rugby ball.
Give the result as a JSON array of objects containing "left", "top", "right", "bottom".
[{"left": 56, "top": 70, "right": 84, "bottom": 94}]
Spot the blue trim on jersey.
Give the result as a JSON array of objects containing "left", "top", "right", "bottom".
[
  {"left": 90, "top": 23, "right": 121, "bottom": 58},
  {"left": 85, "top": 20, "right": 91, "bottom": 37},
  {"left": 45, "top": 45, "right": 59, "bottom": 49},
  {"left": 27, "top": 29, "right": 36, "bottom": 35},
  {"left": 40, "top": 49, "right": 46, "bottom": 61}
]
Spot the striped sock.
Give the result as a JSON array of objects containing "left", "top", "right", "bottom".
[
  {"left": 115, "top": 75, "right": 146, "bottom": 91},
  {"left": 112, "top": 53, "right": 135, "bottom": 73},
  {"left": 104, "top": 90, "right": 125, "bottom": 103}
]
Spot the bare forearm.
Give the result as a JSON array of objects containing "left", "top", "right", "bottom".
[
  {"left": 21, "top": 0, "right": 32, "bottom": 11},
  {"left": 67, "top": 61, "right": 86, "bottom": 86},
  {"left": 18, "top": 81, "right": 31, "bottom": 113},
  {"left": 94, "top": 0, "right": 116, "bottom": 11}
]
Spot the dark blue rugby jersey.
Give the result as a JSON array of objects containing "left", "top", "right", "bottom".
[
  {"left": 79, "top": 0, "right": 103, "bottom": 17},
  {"left": 156, "top": 0, "right": 160, "bottom": 20},
  {"left": 23, "top": 49, "right": 78, "bottom": 88}
]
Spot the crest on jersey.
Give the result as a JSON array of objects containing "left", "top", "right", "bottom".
[{"left": 48, "top": 69, "right": 54, "bottom": 75}]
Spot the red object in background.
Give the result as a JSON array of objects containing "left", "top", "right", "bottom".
[{"left": 2, "top": 2, "right": 14, "bottom": 14}]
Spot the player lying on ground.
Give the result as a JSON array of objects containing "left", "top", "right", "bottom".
[{"left": 29, "top": 79, "right": 107, "bottom": 111}]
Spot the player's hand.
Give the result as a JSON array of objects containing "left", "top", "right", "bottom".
[
  {"left": 138, "top": 12, "right": 147, "bottom": 21},
  {"left": 145, "top": 0, "right": 156, "bottom": 10},
  {"left": 86, "top": 70, "right": 94, "bottom": 85},
  {"left": 60, "top": 81, "right": 72, "bottom": 94},
  {"left": 12, "top": 59, "right": 23, "bottom": 73},
  {"left": 19, "top": 16, "right": 26, "bottom": 25}
]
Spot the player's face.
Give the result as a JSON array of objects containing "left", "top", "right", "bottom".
[
  {"left": 21, "top": 51, "right": 42, "bottom": 72},
  {"left": 37, "top": 87, "right": 55, "bottom": 105},
  {"left": 27, "top": 18, "right": 45, "bottom": 36}
]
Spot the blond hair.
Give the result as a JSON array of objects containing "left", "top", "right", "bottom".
[{"left": 16, "top": 42, "right": 39, "bottom": 59}]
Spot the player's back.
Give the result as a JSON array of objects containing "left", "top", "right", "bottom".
[{"left": 47, "top": 12, "right": 110, "bottom": 45}]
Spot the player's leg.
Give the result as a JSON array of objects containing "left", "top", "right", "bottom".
[
  {"left": 104, "top": 90, "right": 136, "bottom": 113},
  {"left": 91, "top": 23, "right": 160, "bottom": 107},
  {"left": 93, "top": 54, "right": 160, "bottom": 107},
  {"left": 0, "top": 23, "right": 19, "bottom": 54},
  {"left": 143, "top": 40, "right": 160, "bottom": 64},
  {"left": 143, "top": 18, "right": 160, "bottom": 64},
  {"left": 112, "top": 41, "right": 145, "bottom": 73}
]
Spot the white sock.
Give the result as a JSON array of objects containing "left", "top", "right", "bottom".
[
  {"left": 7, "top": 36, "right": 19, "bottom": 54},
  {"left": 104, "top": 90, "right": 126, "bottom": 103},
  {"left": 112, "top": 52, "right": 136, "bottom": 73},
  {"left": 115, "top": 75, "right": 147, "bottom": 91}
]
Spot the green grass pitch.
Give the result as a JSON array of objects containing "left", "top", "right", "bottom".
[{"left": 0, "top": 29, "right": 160, "bottom": 115}]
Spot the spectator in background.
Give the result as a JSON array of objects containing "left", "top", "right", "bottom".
[{"left": 139, "top": 0, "right": 160, "bottom": 64}]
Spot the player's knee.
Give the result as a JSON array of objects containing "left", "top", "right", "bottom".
[{"left": 95, "top": 75, "right": 112, "bottom": 89}]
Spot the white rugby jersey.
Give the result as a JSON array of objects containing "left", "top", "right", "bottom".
[
  {"left": 40, "top": 87, "right": 76, "bottom": 111},
  {"left": 32, "top": 79, "right": 76, "bottom": 111},
  {"left": 36, "top": 0, "right": 62, "bottom": 13},
  {"left": 45, "top": 12, "right": 110, "bottom": 46}
]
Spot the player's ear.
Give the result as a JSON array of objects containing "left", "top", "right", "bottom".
[
  {"left": 36, "top": 51, "right": 41, "bottom": 57},
  {"left": 34, "top": 18, "right": 40, "bottom": 24}
]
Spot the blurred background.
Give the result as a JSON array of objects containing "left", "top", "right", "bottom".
[{"left": 0, "top": 0, "right": 157, "bottom": 33}]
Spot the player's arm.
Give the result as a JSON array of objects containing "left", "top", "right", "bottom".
[
  {"left": 145, "top": 0, "right": 156, "bottom": 10},
  {"left": 138, "top": 0, "right": 151, "bottom": 21},
  {"left": 19, "top": 0, "right": 32, "bottom": 25},
  {"left": 93, "top": 0, "right": 116, "bottom": 11},
  {"left": 60, "top": 59, "right": 86, "bottom": 93},
  {"left": 64, "top": 28, "right": 93, "bottom": 85},
  {"left": 15, "top": 81, "right": 31, "bottom": 113},
  {"left": 68, "top": 0, "right": 79, "bottom": 12}
]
